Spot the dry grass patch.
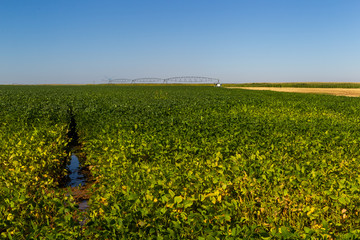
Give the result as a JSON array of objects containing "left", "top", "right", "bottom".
[{"left": 228, "top": 87, "right": 360, "bottom": 97}]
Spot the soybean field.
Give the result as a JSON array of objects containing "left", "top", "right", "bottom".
[{"left": 2, "top": 85, "right": 360, "bottom": 239}]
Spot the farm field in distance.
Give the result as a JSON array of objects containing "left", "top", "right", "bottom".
[
  {"left": 228, "top": 87, "right": 360, "bottom": 98},
  {"left": 223, "top": 82, "right": 360, "bottom": 88},
  {"left": 2, "top": 84, "right": 360, "bottom": 238}
]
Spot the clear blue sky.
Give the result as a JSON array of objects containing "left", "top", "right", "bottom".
[{"left": 1, "top": 0, "right": 359, "bottom": 84}]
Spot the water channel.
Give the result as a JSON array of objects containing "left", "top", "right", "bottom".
[
  {"left": 68, "top": 154, "right": 86, "bottom": 187},
  {"left": 67, "top": 153, "right": 89, "bottom": 211},
  {"left": 65, "top": 108, "right": 89, "bottom": 211}
]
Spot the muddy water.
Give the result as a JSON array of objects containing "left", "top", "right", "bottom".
[
  {"left": 67, "top": 153, "right": 89, "bottom": 210},
  {"left": 68, "top": 154, "right": 86, "bottom": 187},
  {"left": 78, "top": 200, "right": 89, "bottom": 211}
]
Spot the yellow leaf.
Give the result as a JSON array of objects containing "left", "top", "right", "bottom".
[
  {"left": 307, "top": 207, "right": 315, "bottom": 216},
  {"left": 7, "top": 213, "right": 14, "bottom": 221},
  {"left": 146, "top": 194, "right": 153, "bottom": 201}
]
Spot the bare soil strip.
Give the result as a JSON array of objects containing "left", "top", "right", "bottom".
[{"left": 228, "top": 87, "right": 360, "bottom": 97}]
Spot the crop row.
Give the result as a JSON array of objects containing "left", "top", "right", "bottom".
[{"left": 0, "top": 87, "right": 82, "bottom": 238}]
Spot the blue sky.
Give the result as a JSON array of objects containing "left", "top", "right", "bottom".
[{"left": 1, "top": 0, "right": 359, "bottom": 84}]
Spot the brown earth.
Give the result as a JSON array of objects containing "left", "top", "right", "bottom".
[{"left": 227, "top": 87, "right": 360, "bottom": 97}]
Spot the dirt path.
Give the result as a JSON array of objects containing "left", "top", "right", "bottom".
[{"left": 227, "top": 87, "right": 360, "bottom": 97}]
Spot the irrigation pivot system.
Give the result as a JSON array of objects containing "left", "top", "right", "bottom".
[
  {"left": 105, "top": 76, "right": 220, "bottom": 85},
  {"left": 132, "top": 78, "right": 165, "bottom": 84},
  {"left": 105, "top": 78, "right": 132, "bottom": 84},
  {"left": 164, "top": 76, "right": 220, "bottom": 84}
]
